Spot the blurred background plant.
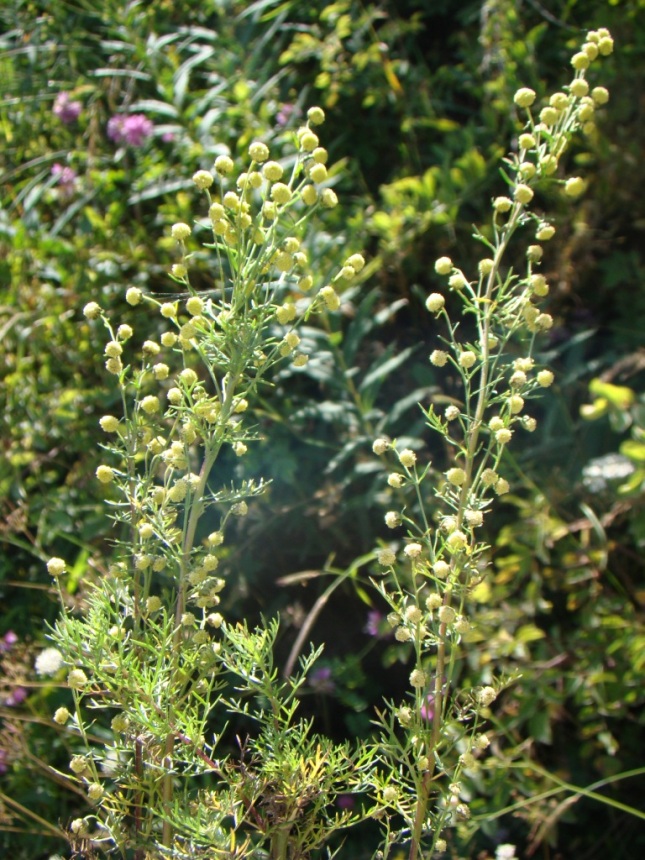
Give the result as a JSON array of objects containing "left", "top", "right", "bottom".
[{"left": 1, "top": 0, "right": 644, "bottom": 858}]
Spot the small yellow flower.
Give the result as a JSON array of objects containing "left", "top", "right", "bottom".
[
  {"left": 47, "top": 557, "right": 67, "bottom": 576},
  {"left": 321, "top": 188, "right": 338, "bottom": 208},
  {"left": 214, "top": 154, "right": 234, "bottom": 175},
  {"left": 514, "top": 184, "right": 534, "bottom": 205},
  {"left": 96, "top": 465, "right": 115, "bottom": 484},
  {"left": 83, "top": 302, "right": 101, "bottom": 319},
  {"left": 171, "top": 222, "right": 191, "bottom": 241},
  {"left": 307, "top": 106, "right": 325, "bottom": 125},
  {"left": 564, "top": 176, "right": 586, "bottom": 197},
  {"left": 126, "top": 287, "right": 142, "bottom": 306},
  {"left": 192, "top": 170, "right": 214, "bottom": 189},
  {"left": 248, "top": 141, "right": 270, "bottom": 162},
  {"left": 513, "top": 87, "right": 536, "bottom": 108}
]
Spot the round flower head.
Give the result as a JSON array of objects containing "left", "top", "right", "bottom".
[
  {"left": 458, "top": 351, "right": 477, "bottom": 369},
  {"left": 537, "top": 369, "right": 554, "bottom": 387},
  {"left": 384, "top": 511, "right": 401, "bottom": 529},
  {"left": 83, "top": 301, "right": 101, "bottom": 320},
  {"left": 446, "top": 467, "right": 466, "bottom": 486},
  {"left": 438, "top": 605, "right": 456, "bottom": 624},
  {"left": 214, "top": 154, "right": 234, "bottom": 175},
  {"left": 171, "top": 222, "right": 191, "bottom": 241},
  {"left": 513, "top": 184, "right": 534, "bottom": 205},
  {"left": 434, "top": 256, "right": 452, "bottom": 275},
  {"left": 271, "top": 183, "right": 292, "bottom": 204},
  {"left": 430, "top": 349, "right": 449, "bottom": 367},
  {"left": 404, "top": 543, "right": 423, "bottom": 559},
  {"left": 409, "top": 668, "right": 427, "bottom": 689},
  {"left": 513, "top": 87, "right": 536, "bottom": 108},
  {"left": 449, "top": 272, "right": 468, "bottom": 290},
  {"left": 192, "top": 170, "right": 213, "bottom": 189},
  {"left": 307, "top": 106, "right": 325, "bottom": 125},
  {"left": 35, "top": 647, "right": 64, "bottom": 676},
  {"left": 126, "top": 286, "right": 142, "bottom": 306},
  {"left": 425, "top": 293, "right": 446, "bottom": 316},
  {"left": 564, "top": 176, "right": 586, "bottom": 197},
  {"left": 302, "top": 184, "right": 318, "bottom": 206},
  {"left": 308, "top": 163, "right": 328, "bottom": 183},
  {"left": 477, "top": 686, "right": 497, "bottom": 707},
  {"left": 398, "top": 448, "right": 417, "bottom": 468},
  {"left": 68, "top": 668, "right": 88, "bottom": 689},
  {"left": 262, "top": 160, "right": 283, "bottom": 181},
  {"left": 186, "top": 296, "right": 203, "bottom": 316},
  {"left": 372, "top": 438, "right": 390, "bottom": 455},
  {"left": 493, "top": 196, "right": 512, "bottom": 213},
  {"left": 54, "top": 706, "right": 70, "bottom": 725},
  {"left": 96, "top": 465, "right": 115, "bottom": 484},
  {"left": 320, "top": 285, "right": 340, "bottom": 310},
  {"left": 377, "top": 547, "right": 396, "bottom": 566},
  {"left": 47, "top": 557, "right": 67, "bottom": 577},
  {"left": 571, "top": 52, "right": 590, "bottom": 71},
  {"left": 569, "top": 79, "right": 589, "bottom": 98},
  {"left": 248, "top": 141, "right": 270, "bottom": 162},
  {"left": 321, "top": 188, "right": 338, "bottom": 208},
  {"left": 592, "top": 86, "right": 609, "bottom": 105},
  {"left": 433, "top": 560, "right": 450, "bottom": 579}
]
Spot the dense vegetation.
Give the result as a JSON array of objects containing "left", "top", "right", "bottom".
[{"left": 1, "top": 1, "right": 644, "bottom": 858}]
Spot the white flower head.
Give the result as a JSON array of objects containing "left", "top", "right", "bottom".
[{"left": 35, "top": 647, "right": 64, "bottom": 676}]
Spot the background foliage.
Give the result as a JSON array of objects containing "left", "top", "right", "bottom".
[{"left": 1, "top": 0, "right": 644, "bottom": 857}]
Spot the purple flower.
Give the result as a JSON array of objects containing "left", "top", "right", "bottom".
[
  {"left": 53, "top": 92, "right": 82, "bottom": 124},
  {"left": 420, "top": 693, "right": 435, "bottom": 722},
  {"left": 107, "top": 114, "right": 154, "bottom": 147},
  {"left": 51, "top": 163, "right": 78, "bottom": 197},
  {"left": 364, "top": 610, "right": 392, "bottom": 639},
  {"left": 337, "top": 794, "right": 355, "bottom": 810},
  {"left": 0, "top": 631, "right": 18, "bottom": 653},
  {"left": 5, "top": 687, "right": 27, "bottom": 707},
  {"left": 276, "top": 103, "right": 295, "bottom": 127},
  {"left": 309, "top": 666, "right": 335, "bottom": 695},
  {"left": 0, "top": 749, "right": 7, "bottom": 775}
]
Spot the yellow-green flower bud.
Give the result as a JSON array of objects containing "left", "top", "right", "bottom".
[
  {"left": 430, "top": 349, "right": 448, "bottom": 367},
  {"left": 300, "top": 131, "right": 319, "bottom": 151},
  {"left": 161, "top": 331, "right": 178, "bottom": 347},
  {"left": 519, "top": 133, "right": 536, "bottom": 150},
  {"left": 214, "top": 154, "right": 234, "bottom": 175},
  {"left": 271, "top": 183, "right": 292, "bottom": 204},
  {"left": 446, "top": 467, "right": 466, "bottom": 486},
  {"left": 458, "top": 351, "right": 477, "bottom": 369},
  {"left": 307, "top": 106, "right": 325, "bottom": 125},
  {"left": 248, "top": 141, "right": 269, "bottom": 162},
  {"left": 96, "top": 465, "right": 115, "bottom": 484},
  {"left": 569, "top": 79, "right": 589, "bottom": 98},
  {"left": 564, "top": 176, "right": 586, "bottom": 197},
  {"left": 141, "top": 395, "right": 160, "bottom": 414},
  {"left": 425, "top": 293, "right": 445, "bottom": 313},
  {"left": 434, "top": 256, "right": 452, "bottom": 275},
  {"left": 186, "top": 296, "right": 203, "bottom": 316},
  {"left": 126, "top": 287, "right": 142, "bottom": 305},
  {"left": 161, "top": 302, "right": 178, "bottom": 318},
  {"left": 99, "top": 415, "right": 119, "bottom": 433},
  {"left": 67, "top": 668, "right": 88, "bottom": 689},
  {"left": 308, "top": 163, "right": 327, "bottom": 183},
  {"left": 54, "top": 706, "right": 70, "bottom": 724},
  {"left": 320, "top": 285, "right": 340, "bottom": 310},
  {"left": 513, "top": 87, "right": 536, "bottom": 108},
  {"left": 591, "top": 86, "right": 609, "bottom": 105},
  {"left": 514, "top": 183, "right": 534, "bottom": 205},
  {"left": 83, "top": 301, "right": 101, "bottom": 319},
  {"left": 493, "top": 196, "right": 512, "bottom": 213},
  {"left": 192, "top": 170, "right": 213, "bottom": 189},
  {"left": 537, "top": 369, "right": 554, "bottom": 387},
  {"left": 117, "top": 324, "right": 133, "bottom": 340},
  {"left": 321, "top": 188, "right": 338, "bottom": 208},
  {"left": 262, "top": 160, "right": 283, "bottom": 181},
  {"left": 47, "top": 557, "right": 67, "bottom": 576},
  {"left": 302, "top": 184, "right": 318, "bottom": 205},
  {"left": 171, "top": 222, "right": 191, "bottom": 241}
]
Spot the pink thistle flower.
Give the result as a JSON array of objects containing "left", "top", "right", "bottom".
[
  {"left": 107, "top": 114, "right": 154, "bottom": 147},
  {"left": 53, "top": 92, "right": 82, "bottom": 124}
]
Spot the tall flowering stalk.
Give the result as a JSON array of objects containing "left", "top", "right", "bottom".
[
  {"left": 367, "top": 28, "right": 614, "bottom": 860},
  {"left": 42, "top": 26, "right": 615, "bottom": 860},
  {"left": 46, "top": 107, "right": 371, "bottom": 858}
]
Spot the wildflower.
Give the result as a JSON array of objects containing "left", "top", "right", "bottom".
[
  {"left": 519, "top": 132, "right": 536, "bottom": 149},
  {"left": 458, "top": 351, "right": 477, "bottom": 369},
  {"left": 320, "top": 285, "right": 340, "bottom": 310},
  {"left": 171, "top": 222, "right": 192, "bottom": 241},
  {"left": 83, "top": 302, "right": 102, "bottom": 320},
  {"left": 537, "top": 369, "right": 554, "bottom": 387},
  {"left": 321, "top": 188, "right": 338, "bottom": 208},
  {"left": 271, "top": 183, "right": 292, "bottom": 204},
  {"left": 53, "top": 92, "right": 82, "bottom": 124},
  {"left": 409, "top": 668, "right": 427, "bottom": 688},
  {"left": 465, "top": 509, "right": 484, "bottom": 527},
  {"left": 248, "top": 141, "right": 270, "bottom": 162},
  {"left": 126, "top": 287, "right": 142, "bottom": 305},
  {"left": 192, "top": 169, "right": 214, "bottom": 189},
  {"left": 309, "top": 666, "right": 335, "bottom": 694},
  {"left": 87, "top": 783, "right": 104, "bottom": 801},
  {"left": 143, "top": 340, "right": 160, "bottom": 356},
  {"left": 377, "top": 547, "right": 396, "bottom": 566},
  {"left": 47, "top": 557, "right": 67, "bottom": 577},
  {"left": 399, "top": 448, "right": 417, "bottom": 468},
  {"left": 446, "top": 530, "right": 468, "bottom": 552},
  {"left": 513, "top": 87, "right": 536, "bottom": 108},
  {"left": 186, "top": 296, "right": 203, "bottom": 316},
  {"left": 570, "top": 79, "right": 589, "bottom": 98},
  {"left": 141, "top": 395, "right": 160, "bottom": 414},
  {"left": 107, "top": 114, "right": 154, "bottom": 147},
  {"left": 433, "top": 562, "right": 450, "bottom": 581},
  {"left": 231, "top": 501, "right": 248, "bottom": 517},
  {"left": 493, "top": 196, "right": 513, "bottom": 213},
  {"left": 214, "top": 154, "right": 234, "bottom": 175},
  {"left": 388, "top": 472, "right": 404, "bottom": 488},
  {"left": 571, "top": 51, "right": 590, "bottom": 71},
  {"left": 592, "top": 86, "right": 609, "bottom": 105},
  {"left": 438, "top": 605, "right": 456, "bottom": 624},
  {"left": 54, "top": 707, "right": 70, "bottom": 725},
  {"left": 434, "top": 256, "right": 452, "bottom": 275},
  {"left": 445, "top": 405, "right": 460, "bottom": 421},
  {"left": 308, "top": 163, "right": 328, "bottom": 186},
  {"left": 495, "top": 478, "right": 510, "bottom": 495},
  {"left": 446, "top": 467, "right": 466, "bottom": 486},
  {"left": 67, "top": 668, "right": 88, "bottom": 689},
  {"left": 51, "top": 163, "right": 77, "bottom": 196},
  {"left": 302, "top": 185, "right": 318, "bottom": 206},
  {"left": 404, "top": 543, "right": 423, "bottom": 559},
  {"left": 565, "top": 176, "right": 586, "bottom": 197},
  {"left": 307, "top": 106, "right": 325, "bottom": 125},
  {"left": 430, "top": 349, "right": 449, "bottom": 367},
  {"left": 96, "top": 465, "right": 115, "bottom": 484},
  {"left": 35, "top": 647, "right": 64, "bottom": 676},
  {"left": 481, "top": 468, "right": 498, "bottom": 486},
  {"left": 117, "top": 324, "right": 133, "bottom": 340},
  {"left": 477, "top": 686, "right": 497, "bottom": 707},
  {"left": 527, "top": 244, "right": 543, "bottom": 262},
  {"left": 514, "top": 184, "right": 534, "bottom": 205},
  {"left": 508, "top": 394, "right": 524, "bottom": 414},
  {"left": 449, "top": 272, "right": 468, "bottom": 290},
  {"left": 372, "top": 438, "right": 390, "bottom": 455},
  {"left": 70, "top": 755, "right": 87, "bottom": 774},
  {"left": 495, "top": 428, "right": 513, "bottom": 445},
  {"left": 425, "top": 292, "right": 445, "bottom": 313},
  {"left": 384, "top": 511, "right": 401, "bottom": 529}
]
